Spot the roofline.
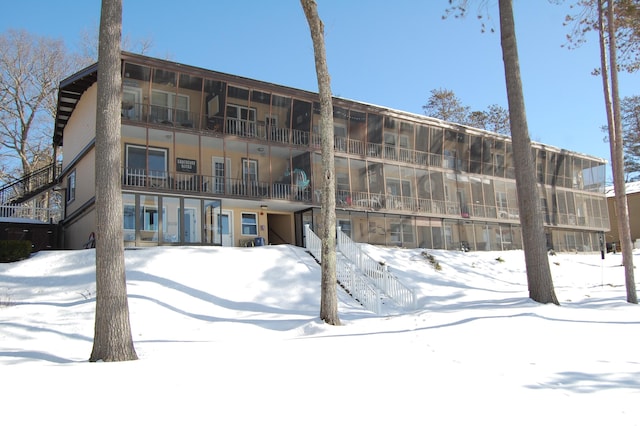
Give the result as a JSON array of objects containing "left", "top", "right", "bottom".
[
  {"left": 53, "top": 62, "right": 98, "bottom": 146},
  {"left": 53, "top": 52, "right": 608, "bottom": 163}
]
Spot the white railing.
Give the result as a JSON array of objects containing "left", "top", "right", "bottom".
[
  {"left": 304, "top": 223, "right": 322, "bottom": 261},
  {"left": 304, "top": 224, "right": 381, "bottom": 314},
  {"left": 335, "top": 256, "right": 382, "bottom": 314},
  {"left": 337, "top": 227, "right": 417, "bottom": 310},
  {"left": 0, "top": 204, "right": 61, "bottom": 223}
]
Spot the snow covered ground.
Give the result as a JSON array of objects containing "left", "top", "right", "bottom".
[{"left": 1, "top": 244, "right": 639, "bottom": 425}]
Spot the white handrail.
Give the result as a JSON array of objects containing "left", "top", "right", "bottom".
[
  {"left": 304, "top": 224, "right": 381, "bottom": 314},
  {"left": 337, "top": 227, "right": 417, "bottom": 310},
  {"left": 0, "top": 204, "right": 61, "bottom": 223}
]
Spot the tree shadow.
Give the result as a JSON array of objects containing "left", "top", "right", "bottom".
[
  {"left": 0, "top": 350, "right": 76, "bottom": 364},
  {"left": 525, "top": 368, "right": 640, "bottom": 393}
]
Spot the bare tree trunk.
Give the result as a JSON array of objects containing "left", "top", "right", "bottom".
[
  {"left": 89, "top": 0, "right": 138, "bottom": 362},
  {"left": 598, "top": 0, "right": 637, "bottom": 303},
  {"left": 301, "top": 0, "right": 340, "bottom": 325},
  {"left": 499, "top": 0, "right": 558, "bottom": 305}
]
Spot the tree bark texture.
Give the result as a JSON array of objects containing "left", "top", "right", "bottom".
[
  {"left": 499, "top": 0, "right": 559, "bottom": 305},
  {"left": 301, "top": 0, "right": 340, "bottom": 325},
  {"left": 598, "top": 0, "right": 637, "bottom": 303},
  {"left": 90, "top": 0, "right": 138, "bottom": 362}
]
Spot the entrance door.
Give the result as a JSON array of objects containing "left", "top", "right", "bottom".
[
  {"left": 216, "top": 210, "right": 234, "bottom": 247},
  {"left": 184, "top": 208, "right": 197, "bottom": 243},
  {"left": 212, "top": 157, "right": 231, "bottom": 194}
]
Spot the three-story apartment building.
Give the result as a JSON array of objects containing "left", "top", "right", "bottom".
[{"left": 54, "top": 52, "right": 609, "bottom": 251}]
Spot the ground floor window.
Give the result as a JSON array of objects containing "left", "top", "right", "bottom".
[
  {"left": 308, "top": 208, "right": 538, "bottom": 251},
  {"left": 338, "top": 219, "right": 351, "bottom": 237},
  {"left": 122, "top": 193, "right": 220, "bottom": 246},
  {"left": 241, "top": 212, "right": 258, "bottom": 235},
  {"left": 123, "top": 193, "right": 135, "bottom": 241}
]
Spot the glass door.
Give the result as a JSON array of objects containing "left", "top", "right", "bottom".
[{"left": 215, "top": 210, "right": 233, "bottom": 247}]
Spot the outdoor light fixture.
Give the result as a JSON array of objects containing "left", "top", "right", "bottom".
[{"left": 260, "top": 205, "right": 268, "bottom": 210}]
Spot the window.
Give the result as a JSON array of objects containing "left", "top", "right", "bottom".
[
  {"left": 124, "top": 205, "right": 135, "bottom": 230},
  {"left": 399, "top": 135, "right": 410, "bottom": 148},
  {"left": 390, "top": 223, "right": 402, "bottom": 244},
  {"left": 338, "top": 219, "right": 351, "bottom": 237},
  {"left": 402, "top": 223, "right": 414, "bottom": 243},
  {"left": 242, "top": 158, "right": 258, "bottom": 182},
  {"left": 122, "top": 194, "right": 135, "bottom": 241},
  {"left": 241, "top": 212, "right": 258, "bottom": 235},
  {"left": 126, "top": 145, "right": 168, "bottom": 176},
  {"left": 496, "top": 192, "right": 508, "bottom": 213},
  {"left": 151, "top": 89, "right": 189, "bottom": 124},
  {"left": 384, "top": 132, "right": 396, "bottom": 146},
  {"left": 123, "top": 204, "right": 135, "bottom": 241},
  {"left": 226, "top": 104, "right": 256, "bottom": 136},
  {"left": 213, "top": 157, "right": 231, "bottom": 194},
  {"left": 334, "top": 124, "right": 347, "bottom": 138},
  {"left": 66, "top": 170, "right": 76, "bottom": 203},
  {"left": 265, "top": 115, "right": 288, "bottom": 142},
  {"left": 144, "top": 206, "right": 159, "bottom": 231},
  {"left": 122, "top": 88, "right": 142, "bottom": 120},
  {"left": 265, "top": 115, "right": 277, "bottom": 127},
  {"left": 390, "top": 223, "right": 414, "bottom": 245},
  {"left": 325, "top": 124, "right": 346, "bottom": 152}
]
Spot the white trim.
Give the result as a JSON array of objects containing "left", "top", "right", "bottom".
[{"left": 240, "top": 211, "right": 259, "bottom": 236}]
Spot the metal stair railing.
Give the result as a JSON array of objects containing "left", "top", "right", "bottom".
[
  {"left": 304, "top": 224, "right": 382, "bottom": 314},
  {"left": 337, "top": 227, "right": 417, "bottom": 310},
  {"left": 0, "top": 163, "right": 61, "bottom": 205}
]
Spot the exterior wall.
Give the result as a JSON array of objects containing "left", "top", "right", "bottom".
[
  {"left": 65, "top": 149, "right": 96, "bottom": 217},
  {"left": 62, "top": 84, "right": 97, "bottom": 170},
  {"left": 55, "top": 53, "right": 611, "bottom": 252},
  {"left": 60, "top": 83, "right": 98, "bottom": 250},
  {"left": 229, "top": 206, "right": 271, "bottom": 247},
  {"left": 606, "top": 191, "right": 640, "bottom": 247},
  {"left": 64, "top": 206, "right": 96, "bottom": 249}
]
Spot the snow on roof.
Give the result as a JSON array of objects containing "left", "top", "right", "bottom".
[{"left": 605, "top": 180, "right": 640, "bottom": 197}]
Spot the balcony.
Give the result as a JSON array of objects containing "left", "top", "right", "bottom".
[
  {"left": 121, "top": 102, "right": 445, "bottom": 168},
  {"left": 121, "top": 168, "right": 312, "bottom": 202}
]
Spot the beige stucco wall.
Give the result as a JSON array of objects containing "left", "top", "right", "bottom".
[
  {"left": 62, "top": 84, "right": 97, "bottom": 169},
  {"left": 64, "top": 207, "right": 96, "bottom": 249},
  {"left": 607, "top": 192, "right": 640, "bottom": 245},
  {"left": 229, "top": 206, "right": 271, "bottom": 246},
  {"left": 61, "top": 83, "right": 98, "bottom": 249}
]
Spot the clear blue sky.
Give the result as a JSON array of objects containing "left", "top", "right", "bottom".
[{"left": 2, "top": 0, "right": 637, "bottom": 169}]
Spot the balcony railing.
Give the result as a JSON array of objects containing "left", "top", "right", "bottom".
[
  {"left": 121, "top": 102, "right": 465, "bottom": 170},
  {"left": 121, "top": 168, "right": 535, "bottom": 222},
  {"left": 122, "top": 168, "right": 312, "bottom": 202}
]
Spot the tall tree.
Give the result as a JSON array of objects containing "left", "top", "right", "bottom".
[
  {"left": 89, "top": 0, "right": 138, "bottom": 362},
  {"left": 424, "top": 88, "right": 510, "bottom": 135},
  {"left": 0, "top": 30, "right": 76, "bottom": 184},
  {"left": 565, "top": 0, "right": 638, "bottom": 303},
  {"left": 621, "top": 95, "right": 640, "bottom": 181},
  {"left": 77, "top": 23, "right": 154, "bottom": 63},
  {"left": 301, "top": 0, "right": 340, "bottom": 325},
  {"left": 467, "top": 104, "right": 511, "bottom": 135},
  {"left": 422, "top": 88, "right": 470, "bottom": 123},
  {"left": 565, "top": 0, "right": 640, "bottom": 72},
  {"left": 445, "top": 0, "right": 558, "bottom": 304},
  {"left": 499, "top": 0, "right": 558, "bottom": 304},
  {"left": 597, "top": 0, "right": 637, "bottom": 303},
  {"left": 484, "top": 103, "right": 511, "bottom": 134}
]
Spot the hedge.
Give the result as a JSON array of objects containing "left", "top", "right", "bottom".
[{"left": 0, "top": 240, "right": 32, "bottom": 263}]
